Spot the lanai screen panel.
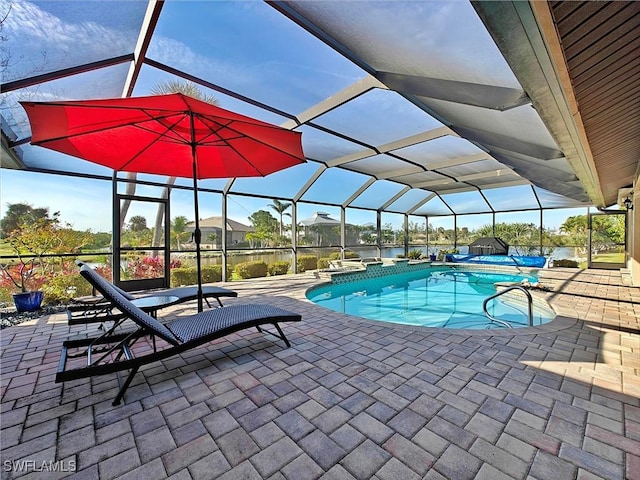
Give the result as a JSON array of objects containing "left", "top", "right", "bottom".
[
  {"left": 393, "top": 170, "right": 453, "bottom": 187},
  {"left": 423, "top": 100, "right": 563, "bottom": 160},
  {"left": 438, "top": 159, "right": 507, "bottom": 178},
  {"left": 441, "top": 190, "right": 491, "bottom": 214},
  {"left": 471, "top": 176, "right": 527, "bottom": 189},
  {"left": 392, "top": 135, "right": 488, "bottom": 169},
  {"left": 15, "top": 145, "right": 117, "bottom": 177},
  {"left": 312, "top": 89, "right": 443, "bottom": 147},
  {"left": 386, "top": 189, "right": 433, "bottom": 214},
  {"left": 413, "top": 196, "right": 452, "bottom": 216},
  {"left": 284, "top": 1, "right": 518, "bottom": 87},
  {"left": 483, "top": 185, "right": 540, "bottom": 211},
  {"left": 133, "top": 66, "right": 293, "bottom": 127},
  {"left": 2, "top": 64, "right": 130, "bottom": 144},
  {"left": 295, "top": 126, "right": 368, "bottom": 164},
  {"left": 2, "top": 1, "right": 146, "bottom": 83},
  {"left": 301, "top": 168, "right": 372, "bottom": 205},
  {"left": 349, "top": 180, "right": 407, "bottom": 210},
  {"left": 230, "top": 161, "right": 320, "bottom": 199},
  {"left": 343, "top": 154, "right": 422, "bottom": 177},
  {"left": 535, "top": 187, "right": 592, "bottom": 209},
  {"left": 146, "top": 1, "right": 366, "bottom": 115}
]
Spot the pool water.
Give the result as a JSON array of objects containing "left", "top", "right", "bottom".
[{"left": 306, "top": 268, "right": 555, "bottom": 329}]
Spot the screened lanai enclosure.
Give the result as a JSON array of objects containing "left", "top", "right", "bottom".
[{"left": 2, "top": 1, "right": 638, "bottom": 287}]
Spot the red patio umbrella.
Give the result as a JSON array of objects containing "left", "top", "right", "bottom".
[{"left": 21, "top": 93, "right": 306, "bottom": 311}]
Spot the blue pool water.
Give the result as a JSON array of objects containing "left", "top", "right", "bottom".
[{"left": 306, "top": 268, "right": 555, "bottom": 329}]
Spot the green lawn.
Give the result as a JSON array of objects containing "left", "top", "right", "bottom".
[{"left": 592, "top": 252, "right": 625, "bottom": 263}]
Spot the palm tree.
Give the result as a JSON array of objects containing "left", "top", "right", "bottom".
[
  {"left": 149, "top": 81, "right": 218, "bottom": 254},
  {"left": 171, "top": 215, "right": 189, "bottom": 251},
  {"left": 267, "top": 199, "right": 292, "bottom": 241},
  {"left": 128, "top": 215, "right": 147, "bottom": 232}
]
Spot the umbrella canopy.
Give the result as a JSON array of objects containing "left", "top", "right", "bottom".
[
  {"left": 22, "top": 93, "right": 305, "bottom": 178},
  {"left": 21, "top": 93, "right": 306, "bottom": 311}
]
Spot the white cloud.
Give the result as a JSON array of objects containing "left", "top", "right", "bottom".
[{"left": 4, "top": 1, "right": 138, "bottom": 82}]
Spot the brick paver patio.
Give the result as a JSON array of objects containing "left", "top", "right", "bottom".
[{"left": 1, "top": 267, "right": 638, "bottom": 479}]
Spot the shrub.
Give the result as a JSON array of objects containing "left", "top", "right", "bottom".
[
  {"left": 268, "top": 261, "right": 290, "bottom": 276},
  {"left": 124, "top": 256, "right": 183, "bottom": 280},
  {"left": 317, "top": 258, "right": 331, "bottom": 269},
  {"left": 234, "top": 261, "right": 268, "bottom": 279},
  {"left": 552, "top": 259, "right": 579, "bottom": 268},
  {"left": 297, "top": 255, "right": 317, "bottom": 272},
  {"left": 170, "top": 264, "right": 229, "bottom": 285},
  {"left": 43, "top": 273, "right": 95, "bottom": 304},
  {"left": 407, "top": 249, "right": 423, "bottom": 260},
  {"left": 328, "top": 251, "right": 359, "bottom": 261},
  {"left": 94, "top": 264, "right": 113, "bottom": 281}
]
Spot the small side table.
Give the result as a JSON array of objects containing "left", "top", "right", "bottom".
[{"left": 131, "top": 295, "right": 180, "bottom": 318}]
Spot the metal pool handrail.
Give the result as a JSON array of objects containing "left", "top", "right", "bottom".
[{"left": 483, "top": 285, "right": 534, "bottom": 328}]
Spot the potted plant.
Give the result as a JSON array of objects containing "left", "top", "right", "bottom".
[
  {"left": 0, "top": 217, "right": 57, "bottom": 312},
  {"left": 1, "top": 261, "right": 46, "bottom": 312}
]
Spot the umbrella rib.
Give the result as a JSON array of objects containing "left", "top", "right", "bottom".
[
  {"left": 118, "top": 113, "right": 192, "bottom": 171},
  {"left": 30, "top": 111, "right": 185, "bottom": 146},
  {"left": 196, "top": 115, "right": 304, "bottom": 176}
]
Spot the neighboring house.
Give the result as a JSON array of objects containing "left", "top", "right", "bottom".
[{"left": 185, "top": 216, "right": 254, "bottom": 248}]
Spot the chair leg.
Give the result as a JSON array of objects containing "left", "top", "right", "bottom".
[
  {"left": 256, "top": 323, "right": 291, "bottom": 348},
  {"left": 113, "top": 366, "right": 139, "bottom": 406}
]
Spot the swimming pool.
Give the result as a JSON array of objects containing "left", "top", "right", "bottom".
[{"left": 306, "top": 267, "right": 555, "bottom": 329}]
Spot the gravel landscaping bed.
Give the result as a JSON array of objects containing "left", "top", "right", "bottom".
[{"left": 0, "top": 303, "right": 69, "bottom": 329}]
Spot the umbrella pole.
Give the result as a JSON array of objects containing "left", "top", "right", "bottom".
[
  {"left": 193, "top": 174, "right": 203, "bottom": 312},
  {"left": 191, "top": 114, "right": 204, "bottom": 312}
]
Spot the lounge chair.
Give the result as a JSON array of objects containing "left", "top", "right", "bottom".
[
  {"left": 56, "top": 265, "right": 301, "bottom": 405},
  {"left": 67, "top": 261, "right": 238, "bottom": 325}
]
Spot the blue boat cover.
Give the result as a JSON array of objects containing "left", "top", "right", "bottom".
[{"left": 446, "top": 254, "right": 547, "bottom": 268}]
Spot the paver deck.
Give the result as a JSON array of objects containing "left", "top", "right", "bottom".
[{"left": 1, "top": 267, "right": 639, "bottom": 479}]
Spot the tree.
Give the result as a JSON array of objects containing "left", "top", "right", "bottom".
[
  {"left": 267, "top": 199, "right": 292, "bottom": 243},
  {"left": 0, "top": 211, "right": 89, "bottom": 293},
  {"left": 0, "top": 202, "right": 52, "bottom": 238},
  {"left": 591, "top": 214, "right": 625, "bottom": 252},
  {"left": 559, "top": 215, "right": 587, "bottom": 236},
  {"left": 150, "top": 80, "right": 218, "bottom": 104},
  {"left": 381, "top": 222, "right": 395, "bottom": 244},
  {"left": 148, "top": 81, "right": 219, "bottom": 255},
  {"left": 248, "top": 210, "right": 277, "bottom": 246},
  {"left": 559, "top": 215, "right": 588, "bottom": 257},
  {"left": 128, "top": 215, "right": 148, "bottom": 232},
  {"left": 473, "top": 222, "right": 540, "bottom": 254},
  {"left": 171, "top": 216, "right": 190, "bottom": 250}
]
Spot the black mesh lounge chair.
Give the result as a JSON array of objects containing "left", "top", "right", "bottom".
[
  {"left": 67, "top": 261, "right": 238, "bottom": 325},
  {"left": 56, "top": 265, "right": 301, "bottom": 405}
]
